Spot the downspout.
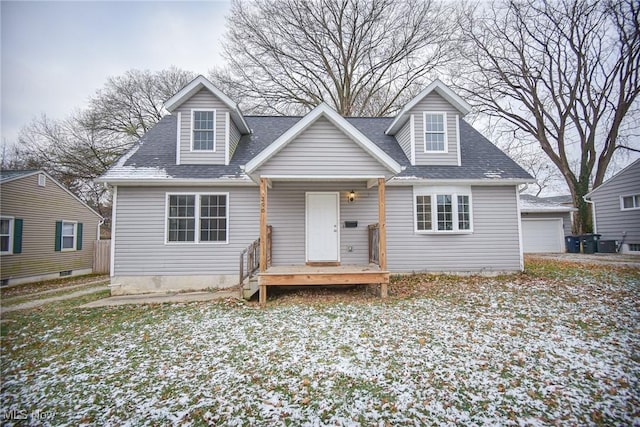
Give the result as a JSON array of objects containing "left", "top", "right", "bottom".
[
  {"left": 583, "top": 195, "right": 597, "bottom": 234},
  {"left": 97, "top": 219, "right": 104, "bottom": 240}
]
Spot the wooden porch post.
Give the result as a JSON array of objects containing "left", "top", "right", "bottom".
[
  {"left": 259, "top": 178, "right": 268, "bottom": 305},
  {"left": 378, "top": 178, "right": 388, "bottom": 298}
]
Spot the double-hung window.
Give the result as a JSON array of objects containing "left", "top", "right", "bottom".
[
  {"left": 167, "top": 193, "right": 228, "bottom": 243},
  {"left": 414, "top": 187, "right": 472, "bottom": 233},
  {"left": 621, "top": 194, "right": 640, "bottom": 210},
  {"left": 0, "top": 217, "right": 13, "bottom": 254},
  {"left": 424, "top": 112, "right": 447, "bottom": 152},
  {"left": 192, "top": 110, "right": 215, "bottom": 151},
  {"left": 61, "top": 221, "right": 77, "bottom": 250}
]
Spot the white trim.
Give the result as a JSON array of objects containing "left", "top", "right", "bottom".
[
  {"left": 620, "top": 194, "right": 640, "bottom": 211},
  {"left": 0, "top": 216, "right": 14, "bottom": 255},
  {"left": 423, "top": 111, "right": 448, "bottom": 153},
  {"left": 224, "top": 112, "right": 230, "bottom": 165},
  {"left": 110, "top": 186, "right": 117, "bottom": 277},
  {"left": 386, "top": 79, "right": 472, "bottom": 135},
  {"left": 96, "top": 178, "right": 255, "bottom": 186},
  {"left": 412, "top": 186, "right": 474, "bottom": 234},
  {"left": 164, "top": 192, "right": 230, "bottom": 245},
  {"left": 388, "top": 178, "right": 535, "bottom": 186},
  {"left": 2, "top": 170, "right": 102, "bottom": 218},
  {"left": 38, "top": 173, "right": 46, "bottom": 187},
  {"left": 455, "top": 114, "right": 461, "bottom": 166},
  {"left": 190, "top": 109, "right": 216, "bottom": 152},
  {"left": 175, "top": 112, "right": 181, "bottom": 165},
  {"left": 516, "top": 192, "right": 524, "bottom": 270},
  {"left": 244, "top": 103, "right": 402, "bottom": 174},
  {"left": 163, "top": 75, "right": 250, "bottom": 134},
  {"left": 305, "top": 192, "right": 341, "bottom": 263},
  {"left": 410, "top": 114, "right": 416, "bottom": 165},
  {"left": 60, "top": 220, "right": 78, "bottom": 252},
  {"left": 260, "top": 174, "right": 386, "bottom": 181}
]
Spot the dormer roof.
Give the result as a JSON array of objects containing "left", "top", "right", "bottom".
[
  {"left": 385, "top": 79, "right": 472, "bottom": 135},
  {"left": 164, "top": 75, "right": 251, "bottom": 134}
]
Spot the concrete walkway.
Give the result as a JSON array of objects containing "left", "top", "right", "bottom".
[
  {"left": 1, "top": 279, "right": 110, "bottom": 304},
  {"left": 79, "top": 289, "right": 240, "bottom": 308},
  {"left": 1, "top": 285, "right": 109, "bottom": 313}
]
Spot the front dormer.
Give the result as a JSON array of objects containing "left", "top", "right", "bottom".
[
  {"left": 386, "top": 80, "right": 471, "bottom": 167},
  {"left": 164, "top": 76, "right": 250, "bottom": 165}
]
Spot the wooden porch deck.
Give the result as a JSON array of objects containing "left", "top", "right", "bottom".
[{"left": 258, "top": 264, "right": 389, "bottom": 304}]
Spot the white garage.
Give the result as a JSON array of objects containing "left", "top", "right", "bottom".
[
  {"left": 520, "top": 195, "right": 576, "bottom": 254},
  {"left": 521, "top": 218, "right": 564, "bottom": 253}
]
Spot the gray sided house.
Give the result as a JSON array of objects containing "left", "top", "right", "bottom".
[
  {"left": 586, "top": 159, "right": 640, "bottom": 254},
  {"left": 97, "top": 76, "right": 533, "bottom": 298},
  {"left": 0, "top": 170, "right": 103, "bottom": 286}
]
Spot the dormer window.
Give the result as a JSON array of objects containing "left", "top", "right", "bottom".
[
  {"left": 191, "top": 110, "right": 216, "bottom": 151},
  {"left": 424, "top": 112, "right": 447, "bottom": 152}
]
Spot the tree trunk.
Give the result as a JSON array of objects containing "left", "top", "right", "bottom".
[{"left": 572, "top": 179, "right": 592, "bottom": 235}]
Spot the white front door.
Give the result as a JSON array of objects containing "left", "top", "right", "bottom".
[{"left": 306, "top": 192, "right": 340, "bottom": 262}]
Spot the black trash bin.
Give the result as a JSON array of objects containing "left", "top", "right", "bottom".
[
  {"left": 598, "top": 240, "right": 617, "bottom": 253},
  {"left": 580, "top": 234, "right": 601, "bottom": 254},
  {"left": 565, "top": 236, "right": 580, "bottom": 253}
]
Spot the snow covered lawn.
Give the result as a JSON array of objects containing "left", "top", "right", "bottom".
[{"left": 1, "top": 260, "right": 638, "bottom": 425}]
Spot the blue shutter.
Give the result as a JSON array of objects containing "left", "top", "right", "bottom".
[
  {"left": 76, "top": 223, "right": 83, "bottom": 250},
  {"left": 55, "top": 221, "right": 62, "bottom": 251},
  {"left": 13, "top": 218, "right": 23, "bottom": 254}
]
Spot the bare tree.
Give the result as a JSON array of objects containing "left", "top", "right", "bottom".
[
  {"left": 454, "top": 0, "right": 640, "bottom": 233},
  {"left": 212, "top": 0, "right": 456, "bottom": 116},
  {"left": 85, "top": 67, "right": 195, "bottom": 138},
  {"left": 15, "top": 67, "right": 195, "bottom": 215}
]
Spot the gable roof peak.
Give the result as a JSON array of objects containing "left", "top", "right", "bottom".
[
  {"left": 385, "top": 80, "right": 472, "bottom": 135},
  {"left": 244, "top": 101, "right": 402, "bottom": 176},
  {"left": 163, "top": 75, "right": 250, "bottom": 134}
]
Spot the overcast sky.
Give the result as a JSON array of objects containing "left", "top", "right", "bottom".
[{"left": 1, "top": 0, "right": 230, "bottom": 148}]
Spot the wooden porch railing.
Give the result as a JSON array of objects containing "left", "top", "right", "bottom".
[
  {"left": 368, "top": 223, "right": 380, "bottom": 265},
  {"left": 239, "top": 225, "right": 272, "bottom": 285}
]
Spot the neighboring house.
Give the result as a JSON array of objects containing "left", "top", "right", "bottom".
[
  {"left": 519, "top": 194, "right": 576, "bottom": 253},
  {"left": 97, "top": 76, "right": 533, "bottom": 300},
  {"left": 0, "top": 170, "right": 103, "bottom": 286},
  {"left": 586, "top": 159, "right": 640, "bottom": 254}
]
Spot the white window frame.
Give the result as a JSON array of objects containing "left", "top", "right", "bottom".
[
  {"left": 164, "top": 192, "right": 229, "bottom": 245},
  {"left": 190, "top": 109, "right": 216, "bottom": 152},
  {"left": 423, "top": 112, "right": 448, "bottom": 153},
  {"left": 0, "top": 216, "right": 14, "bottom": 255},
  {"left": 413, "top": 186, "right": 473, "bottom": 234},
  {"left": 620, "top": 194, "right": 640, "bottom": 211},
  {"left": 61, "top": 220, "right": 77, "bottom": 252}
]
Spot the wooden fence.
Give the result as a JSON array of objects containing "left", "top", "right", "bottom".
[{"left": 93, "top": 240, "right": 111, "bottom": 274}]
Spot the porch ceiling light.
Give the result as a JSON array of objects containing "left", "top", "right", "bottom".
[{"left": 348, "top": 190, "right": 356, "bottom": 203}]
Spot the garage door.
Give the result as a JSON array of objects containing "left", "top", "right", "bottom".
[{"left": 521, "top": 219, "right": 564, "bottom": 253}]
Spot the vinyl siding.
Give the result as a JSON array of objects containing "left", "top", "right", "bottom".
[
  {"left": 386, "top": 185, "right": 521, "bottom": 272},
  {"left": 410, "top": 92, "right": 459, "bottom": 166},
  {"left": 257, "top": 117, "right": 390, "bottom": 176},
  {"left": 228, "top": 119, "right": 241, "bottom": 162},
  {"left": 0, "top": 174, "right": 100, "bottom": 280},
  {"left": 521, "top": 211, "right": 573, "bottom": 236},
  {"left": 113, "top": 186, "right": 259, "bottom": 275},
  {"left": 396, "top": 118, "right": 412, "bottom": 164},
  {"left": 176, "top": 89, "right": 228, "bottom": 165},
  {"left": 266, "top": 182, "right": 378, "bottom": 265},
  {"left": 591, "top": 162, "right": 640, "bottom": 244}
]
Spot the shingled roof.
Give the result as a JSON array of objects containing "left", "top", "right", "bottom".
[{"left": 100, "top": 115, "right": 532, "bottom": 182}]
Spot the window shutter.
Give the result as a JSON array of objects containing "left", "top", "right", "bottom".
[
  {"left": 13, "top": 218, "right": 23, "bottom": 254},
  {"left": 55, "top": 221, "right": 62, "bottom": 251},
  {"left": 76, "top": 223, "right": 83, "bottom": 250}
]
